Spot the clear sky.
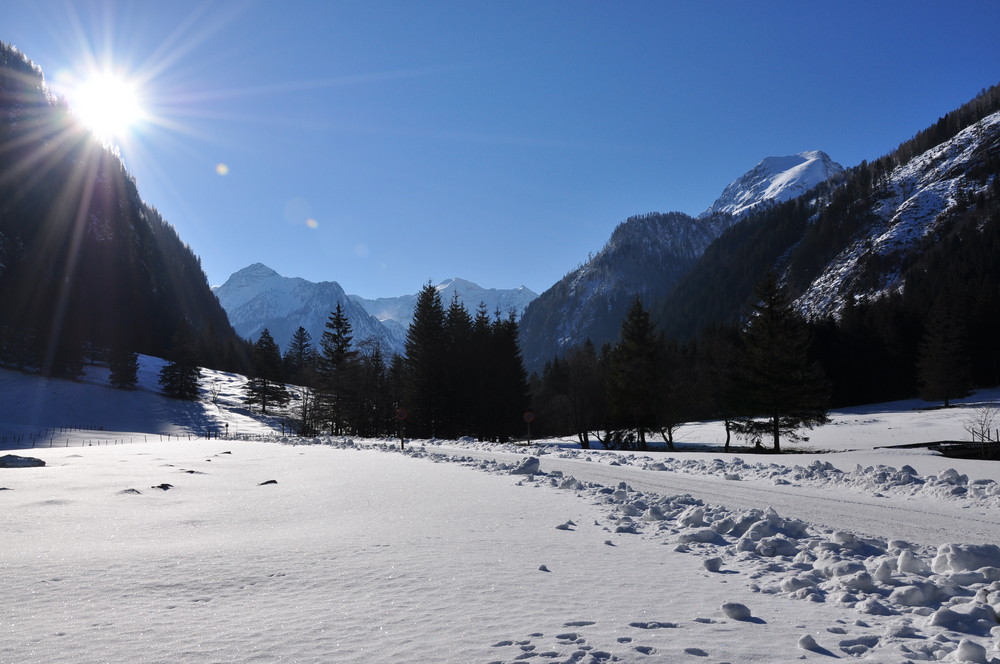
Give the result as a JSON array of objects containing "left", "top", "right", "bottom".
[{"left": 3, "top": 1, "right": 1000, "bottom": 299}]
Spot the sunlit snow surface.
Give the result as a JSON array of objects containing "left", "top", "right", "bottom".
[{"left": 3, "top": 359, "right": 1000, "bottom": 662}]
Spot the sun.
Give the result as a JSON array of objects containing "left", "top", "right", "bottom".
[{"left": 68, "top": 71, "right": 146, "bottom": 141}]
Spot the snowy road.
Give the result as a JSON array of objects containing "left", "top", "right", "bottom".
[{"left": 431, "top": 445, "right": 1000, "bottom": 546}]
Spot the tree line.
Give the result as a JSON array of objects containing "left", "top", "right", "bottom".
[
  {"left": 533, "top": 274, "right": 831, "bottom": 453},
  {"left": 232, "top": 283, "right": 531, "bottom": 442}
]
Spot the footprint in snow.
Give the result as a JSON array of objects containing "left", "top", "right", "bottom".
[
  {"left": 563, "top": 620, "right": 595, "bottom": 627},
  {"left": 684, "top": 647, "right": 709, "bottom": 656},
  {"left": 629, "top": 621, "right": 677, "bottom": 629}
]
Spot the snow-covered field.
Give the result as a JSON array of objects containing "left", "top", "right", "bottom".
[{"left": 3, "top": 358, "right": 1000, "bottom": 663}]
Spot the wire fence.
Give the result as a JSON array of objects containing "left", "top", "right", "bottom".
[{"left": 0, "top": 425, "right": 266, "bottom": 450}]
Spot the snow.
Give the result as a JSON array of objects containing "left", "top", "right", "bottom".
[
  {"left": 3, "top": 359, "right": 1000, "bottom": 662},
  {"left": 701, "top": 150, "right": 844, "bottom": 219},
  {"left": 795, "top": 110, "right": 1000, "bottom": 319}
]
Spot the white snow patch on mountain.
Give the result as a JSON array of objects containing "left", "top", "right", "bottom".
[
  {"left": 701, "top": 150, "right": 844, "bottom": 219},
  {"left": 796, "top": 110, "right": 1000, "bottom": 318}
]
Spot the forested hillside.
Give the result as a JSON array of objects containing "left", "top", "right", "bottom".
[{"left": 0, "top": 43, "right": 247, "bottom": 376}]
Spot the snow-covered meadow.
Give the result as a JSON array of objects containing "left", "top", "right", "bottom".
[{"left": 3, "top": 358, "right": 1000, "bottom": 663}]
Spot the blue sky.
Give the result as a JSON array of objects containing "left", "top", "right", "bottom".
[{"left": 4, "top": 1, "right": 1000, "bottom": 299}]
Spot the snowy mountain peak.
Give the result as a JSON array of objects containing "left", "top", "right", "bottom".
[
  {"left": 701, "top": 150, "right": 844, "bottom": 219},
  {"left": 214, "top": 264, "right": 406, "bottom": 356}
]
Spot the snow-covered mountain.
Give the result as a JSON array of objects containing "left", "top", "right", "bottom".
[
  {"left": 214, "top": 266, "right": 537, "bottom": 357},
  {"left": 213, "top": 263, "right": 406, "bottom": 356},
  {"left": 350, "top": 277, "right": 538, "bottom": 332},
  {"left": 700, "top": 150, "right": 844, "bottom": 219},
  {"left": 518, "top": 149, "right": 848, "bottom": 370},
  {"left": 654, "top": 87, "right": 1000, "bottom": 345}
]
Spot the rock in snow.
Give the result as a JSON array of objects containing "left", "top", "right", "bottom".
[
  {"left": 721, "top": 602, "right": 753, "bottom": 621},
  {"left": 797, "top": 634, "right": 820, "bottom": 651},
  {"left": 0, "top": 454, "right": 45, "bottom": 467}
]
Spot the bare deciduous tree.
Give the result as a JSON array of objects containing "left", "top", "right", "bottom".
[{"left": 963, "top": 405, "right": 998, "bottom": 443}]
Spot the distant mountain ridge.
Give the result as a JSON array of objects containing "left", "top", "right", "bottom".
[
  {"left": 213, "top": 264, "right": 406, "bottom": 356},
  {"left": 350, "top": 277, "right": 538, "bottom": 331},
  {"left": 214, "top": 266, "right": 537, "bottom": 356}
]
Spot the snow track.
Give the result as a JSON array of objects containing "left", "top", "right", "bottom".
[{"left": 429, "top": 445, "right": 1000, "bottom": 546}]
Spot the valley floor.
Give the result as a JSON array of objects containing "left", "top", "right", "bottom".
[{"left": 3, "top": 363, "right": 1000, "bottom": 662}]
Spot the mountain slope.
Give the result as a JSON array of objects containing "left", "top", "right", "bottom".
[
  {"left": 518, "top": 212, "right": 734, "bottom": 370},
  {"left": 792, "top": 109, "right": 1000, "bottom": 317},
  {"left": 655, "top": 83, "right": 1000, "bottom": 340},
  {"left": 0, "top": 43, "right": 243, "bottom": 372},
  {"left": 518, "top": 151, "right": 845, "bottom": 370},
  {"left": 213, "top": 264, "right": 405, "bottom": 356}
]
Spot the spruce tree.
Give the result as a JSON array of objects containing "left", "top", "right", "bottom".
[
  {"left": 109, "top": 346, "right": 139, "bottom": 389},
  {"left": 918, "top": 299, "right": 971, "bottom": 407},
  {"left": 563, "top": 339, "right": 606, "bottom": 449},
  {"left": 403, "top": 283, "right": 447, "bottom": 438},
  {"left": 318, "top": 303, "right": 358, "bottom": 434},
  {"left": 606, "top": 297, "right": 663, "bottom": 450},
  {"left": 731, "top": 273, "right": 829, "bottom": 451},
  {"left": 443, "top": 293, "right": 474, "bottom": 437},
  {"left": 244, "top": 328, "right": 289, "bottom": 414},
  {"left": 490, "top": 311, "right": 531, "bottom": 442},
  {"left": 159, "top": 322, "right": 202, "bottom": 400},
  {"left": 283, "top": 326, "right": 317, "bottom": 385},
  {"left": 354, "top": 340, "right": 391, "bottom": 436}
]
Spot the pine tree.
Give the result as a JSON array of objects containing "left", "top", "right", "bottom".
[
  {"left": 487, "top": 311, "right": 531, "bottom": 442},
  {"left": 159, "top": 322, "right": 202, "bottom": 400},
  {"left": 563, "top": 340, "right": 606, "bottom": 449},
  {"left": 918, "top": 298, "right": 971, "bottom": 407},
  {"left": 244, "top": 328, "right": 289, "bottom": 414},
  {"left": 403, "top": 283, "right": 447, "bottom": 438},
  {"left": 109, "top": 346, "right": 139, "bottom": 389},
  {"left": 443, "top": 293, "right": 474, "bottom": 437},
  {"left": 731, "top": 274, "right": 829, "bottom": 451},
  {"left": 318, "top": 303, "right": 358, "bottom": 434},
  {"left": 354, "top": 340, "right": 392, "bottom": 436},
  {"left": 606, "top": 297, "right": 663, "bottom": 450},
  {"left": 283, "top": 326, "right": 317, "bottom": 386}
]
